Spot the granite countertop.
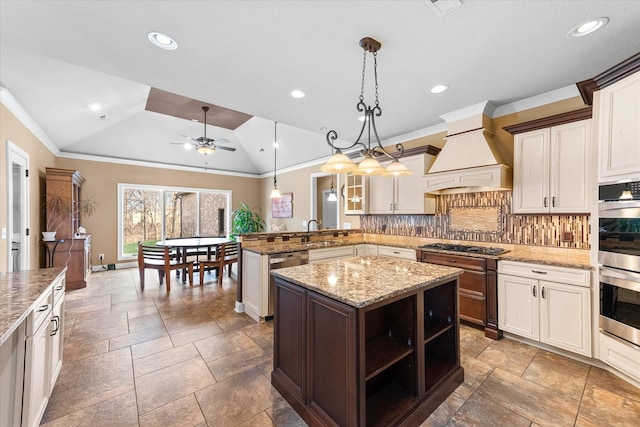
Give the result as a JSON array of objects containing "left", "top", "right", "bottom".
[
  {"left": 272, "top": 255, "right": 462, "bottom": 308},
  {"left": 242, "top": 239, "right": 357, "bottom": 255},
  {"left": 0, "top": 267, "right": 66, "bottom": 346}
]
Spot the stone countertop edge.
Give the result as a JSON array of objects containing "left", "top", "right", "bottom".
[
  {"left": 242, "top": 240, "right": 592, "bottom": 270},
  {"left": 0, "top": 267, "right": 66, "bottom": 346},
  {"left": 271, "top": 256, "right": 463, "bottom": 309}
]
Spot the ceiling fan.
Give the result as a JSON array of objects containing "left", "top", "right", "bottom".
[{"left": 172, "top": 106, "right": 236, "bottom": 155}]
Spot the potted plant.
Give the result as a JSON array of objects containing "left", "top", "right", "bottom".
[
  {"left": 43, "top": 192, "right": 97, "bottom": 241},
  {"left": 230, "top": 202, "right": 266, "bottom": 240}
]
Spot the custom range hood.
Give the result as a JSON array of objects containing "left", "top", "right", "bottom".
[{"left": 425, "top": 101, "right": 512, "bottom": 194}]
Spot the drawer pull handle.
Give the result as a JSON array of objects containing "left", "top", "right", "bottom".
[
  {"left": 37, "top": 304, "right": 49, "bottom": 312},
  {"left": 448, "top": 260, "right": 456, "bottom": 263},
  {"left": 50, "top": 315, "right": 60, "bottom": 336},
  {"left": 55, "top": 285, "right": 63, "bottom": 291},
  {"left": 531, "top": 269, "right": 547, "bottom": 275},
  {"left": 552, "top": 197, "right": 556, "bottom": 207},
  {"left": 542, "top": 287, "right": 546, "bottom": 299},
  {"left": 393, "top": 251, "right": 400, "bottom": 254},
  {"left": 533, "top": 285, "right": 537, "bottom": 297}
]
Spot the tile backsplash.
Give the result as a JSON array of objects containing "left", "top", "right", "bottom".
[{"left": 360, "top": 190, "right": 590, "bottom": 249}]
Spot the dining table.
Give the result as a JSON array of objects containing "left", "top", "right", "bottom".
[{"left": 156, "top": 237, "right": 232, "bottom": 283}]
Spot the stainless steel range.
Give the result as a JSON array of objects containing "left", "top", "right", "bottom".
[{"left": 418, "top": 243, "right": 509, "bottom": 339}]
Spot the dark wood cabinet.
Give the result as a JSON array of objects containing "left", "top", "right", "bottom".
[
  {"left": 420, "top": 252, "right": 501, "bottom": 339},
  {"left": 272, "top": 276, "right": 463, "bottom": 426}
]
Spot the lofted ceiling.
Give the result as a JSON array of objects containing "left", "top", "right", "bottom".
[{"left": 1, "top": 1, "right": 640, "bottom": 176}]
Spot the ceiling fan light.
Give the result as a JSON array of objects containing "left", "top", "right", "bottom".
[
  {"left": 321, "top": 152, "right": 357, "bottom": 173},
  {"left": 353, "top": 156, "right": 385, "bottom": 175},
  {"left": 196, "top": 145, "right": 215, "bottom": 155},
  {"left": 383, "top": 160, "right": 413, "bottom": 176}
]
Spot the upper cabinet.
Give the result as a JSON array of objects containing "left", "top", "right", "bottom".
[
  {"left": 513, "top": 120, "right": 592, "bottom": 214},
  {"left": 369, "top": 154, "right": 436, "bottom": 215},
  {"left": 598, "top": 70, "right": 640, "bottom": 183},
  {"left": 343, "top": 173, "right": 366, "bottom": 215}
]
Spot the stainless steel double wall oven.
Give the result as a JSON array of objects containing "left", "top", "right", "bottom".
[{"left": 598, "top": 181, "right": 640, "bottom": 347}]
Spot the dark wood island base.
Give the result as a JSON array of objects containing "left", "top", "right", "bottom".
[{"left": 271, "top": 257, "right": 464, "bottom": 427}]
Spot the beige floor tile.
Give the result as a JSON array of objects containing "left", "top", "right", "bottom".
[
  {"left": 135, "top": 357, "right": 216, "bottom": 414},
  {"left": 134, "top": 342, "right": 200, "bottom": 377},
  {"left": 169, "top": 322, "right": 224, "bottom": 347},
  {"left": 447, "top": 393, "right": 531, "bottom": 426},
  {"left": 265, "top": 394, "right": 308, "bottom": 426},
  {"left": 163, "top": 310, "right": 217, "bottom": 334},
  {"left": 459, "top": 354, "right": 493, "bottom": 391},
  {"left": 459, "top": 325, "right": 494, "bottom": 358},
  {"left": 586, "top": 366, "right": 640, "bottom": 403},
  {"left": 127, "top": 304, "right": 162, "bottom": 320},
  {"left": 476, "top": 368, "right": 580, "bottom": 426},
  {"left": 522, "top": 349, "right": 590, "bottom": 399},
  {"left": 422, "top": 386, "right": 470, "bottom": 426},
  {"left": 41, "top": 390, "right": 138, "bottom": 427},
  {"left": 476, "top": 337, "right": 538, "bottom": 375},
  {"left": 128, "top": 312, "right": 165, "bottom": 333},
  {"left": 138, "top": 394, "right": 205, "bottom": 427},
  {"left": 207, "top": 345, "right": 272, "bottom": 381},
  {"left": 577, "top": 377, "right": 640, "bottom": 426},
  {"left": 131, "top": 335, "right": 174, "bottom": 360},
  {"left": 194, "top": 329, "right": 260, "bottom": 362},
  {"left": 62, "top": 338, "right": 109, "bottom": 363},
  {"left": 236, "top": 410, "right": 278, "bottom": 426},
  {"left": 109, "top": 325, "right": 168, "bottom": 351},
  {"left": 195, "top": 367, "right": 279, "bottom": 427}
]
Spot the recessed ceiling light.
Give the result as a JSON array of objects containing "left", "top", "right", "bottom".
[
  {"left": 86, "top": 102, "right": 102, "bottom": 111},
  {"left": 430, "top": 84, "right": 448, "bottom": 94},
  {"left": 148, "top": 31, "right": 178, "bottom": 50},
  {"left": 569, "top": 17, "right": 608, "bottom": 38},
  {"left": 291, "top": 89, "right": 306, "bottom": 98},
  {"left": 273, "top": 141, "right": 280, "bottom": 148}
]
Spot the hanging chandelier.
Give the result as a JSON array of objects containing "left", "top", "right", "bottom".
[
  {"left": 270, "top": 121, "right": 281, "bottom": 199},
  {"left": 321, "top": 37, "right": 412, "bottom": 177}
]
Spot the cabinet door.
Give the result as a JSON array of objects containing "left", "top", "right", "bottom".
[
  {"left": 539, "top": 280, "right": 591, "bottom": 356},
  {"left": 498, "top": 275, "right": 539, "bottom": 340},
  {"left": 513, "top": 129, "right": 550, "bottom": 213},
  {"left": 368, "top": 172, "right": 394, "bottom": 214},
  {"left": 241, "top": 251, "right": 268, "bottom": 322},
  {"left": 395, "top": 155, "right": 427, "bottom": 214},
  {"left": 344, "top": 173, "right": 366, "bottom": 214},
  {"left": 49, "top": 297, "right": 65, "bottom": 390},
  {"left": 23, "top": 318, "right": 50, "bottom": 427},
  {"left": 0, "top": 322, "right": 25, "bottom": 427},
  {"left": 599, "top": 70, "right": 640, "bottom": 183},
  {"left": 549, "top": 120, "right": 591, "bottom": 213}
]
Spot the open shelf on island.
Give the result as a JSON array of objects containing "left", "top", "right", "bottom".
[{"left": 365, "top": 335, "right": 414, "bottom": 381}]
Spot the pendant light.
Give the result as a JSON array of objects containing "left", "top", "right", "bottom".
[
  {"left": 326, "top": 174, "right": 338, "bottom": 202},
  {"left": 270, "top": 121, "right": 281, "bottom": 199},
  {"left": 321, "top": 37, "right": 412, "bottom": 177}
]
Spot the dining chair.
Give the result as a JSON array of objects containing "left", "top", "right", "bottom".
[
  {"left": 199, "top": 242, "right": 239, "bottom": 286},
  {"left": 137, "top": 242, "right": 194, "bottom": 291}
]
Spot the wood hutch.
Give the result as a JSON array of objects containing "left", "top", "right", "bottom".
[{"left": 45, "top": 168, "right": 91, "bottom": 289}]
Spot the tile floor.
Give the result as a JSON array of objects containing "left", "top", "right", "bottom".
[{"left": 41, "top": 267, "right": 640, "bottom": 426}]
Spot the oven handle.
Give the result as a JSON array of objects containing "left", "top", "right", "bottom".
[{"left": 599, "top": 266, "right": 640, "bottom": 293}]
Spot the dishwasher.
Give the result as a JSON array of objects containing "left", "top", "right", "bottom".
[{"left": 268, "top": 251, "right": 309, "bottom": 317}]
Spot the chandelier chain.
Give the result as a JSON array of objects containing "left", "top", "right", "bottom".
[
  {"left": 373, "top": 52, "right": 379, "bottom": 107},
  {"left": 359, "top": 50, "right": 367, "bottom": 103}
]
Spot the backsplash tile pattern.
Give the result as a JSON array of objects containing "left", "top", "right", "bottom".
[{"left": 360, "top": 190, "right": 590, "bottom": 249}]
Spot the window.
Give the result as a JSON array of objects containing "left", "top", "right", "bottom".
[{"left": 118, "top": 184, "right": 231, "bottom": 259}]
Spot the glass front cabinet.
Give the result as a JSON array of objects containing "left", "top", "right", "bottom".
[{"left": 343, "top": 173, "right": 366, "bottom": 215}]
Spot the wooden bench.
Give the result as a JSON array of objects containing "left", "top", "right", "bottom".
[
  {"left": 199, "top": 242, "right": 239, "bottom": 286},
  {"left": 137, "top": 242, "right": 194, "bottom": 291}
]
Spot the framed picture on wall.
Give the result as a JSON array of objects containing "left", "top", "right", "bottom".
[{"left": 273, "top": 192, "right": 293, "bottom": 218}]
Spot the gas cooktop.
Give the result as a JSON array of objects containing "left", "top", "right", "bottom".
[{"left": 419, "top": 243, "right": 508, "bottom": 256}]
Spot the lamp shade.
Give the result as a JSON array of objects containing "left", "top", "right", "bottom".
[
  {"left": 327, "top": 191, "right": 338, "bottom": 202},
  {"left": 383, "top": 160, "right": 413, "bottom": 176},
  {"left": 321, "top": 152, "right": 357, "bottom": 173},
  {"left": 353, "top": 156, "right": 386, "bottom": 175},
  {"left": 270, "top": 187, "right": 281, "bottom": 199}
]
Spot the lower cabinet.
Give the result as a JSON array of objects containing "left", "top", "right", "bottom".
[
  {"left": 378, "top": 245, "right": 417, "bottom": 260},
  {"left": 354, "top": 244, "right": 378, "bottom": 256},
  {"left": 498, "top": 261, "right": 591, "bottom": 356},
  {"left": 308, "top": 245, "right": 354, "bottom": 263},
  {"left": 0, "top": 322, "right": 26, "bottom": 427},
  {"left": 272, "top": 276, "right": 462, "bottom": 426},
  {"left": 599, "top": 332, "right": 640, "bottom": 383}
]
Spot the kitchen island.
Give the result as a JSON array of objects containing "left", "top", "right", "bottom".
[{"left": 271, "top": 256, "right": 464, "bottom": 427}]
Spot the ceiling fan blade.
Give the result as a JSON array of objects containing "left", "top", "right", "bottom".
[
  {"left": 170, "top": 142, "right": 192, "bottom": 145},
  {"left": 181, "top": 135, "right": 199, "bottom": 142},
  {"left": 216, "top": 145, "right": 236, "bottom": 152},
  {"left": 214, "top": 138, "right": 231, "bottom": 145}
]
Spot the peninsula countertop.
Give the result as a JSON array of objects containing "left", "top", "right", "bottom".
[
  {"left": 271, "top": 255, "right": 463, "bottom": 308},
  {"left": 0, "top": 267, "right": 66, "bottom": 345}
]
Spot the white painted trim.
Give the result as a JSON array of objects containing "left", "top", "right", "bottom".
[
  {"left": 0, "top": 87, "right": 59, "bottom": 156},
  {"left": 493, "top": 84, "right": 581, "bottom": 118},
  {"left": 6, "top": 141, "right": 30, "bottom": 271},
  {"left": 439, "top": 101, "right": 497, "bottom": 123}
]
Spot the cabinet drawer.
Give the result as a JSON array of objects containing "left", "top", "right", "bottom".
[
  {"left": 52, "top": 275, "right": 65, "bottom": 304},
  {"left": 308, "top": 245, "right": 354, "bottom": 262},
  {"left": 498, "top": 260, "right": 590, "bottom": 287},
  {"left": 600, "top": 332, "right": 640, "bottom": 382},
  {"left": 378, "top": 246, "right": 417, "bottom": 260},
  {"left": 421, "top": 252, "right": 486, "bottom": 272},
  {"left": 26, "top": 291, "right": 52, "bottom": 336},
  {"left": 460, "top": 270, "right": 486, "bottom": 295},
  {"left": 460, "top": 293, "right": 486, "bottom": 326}
]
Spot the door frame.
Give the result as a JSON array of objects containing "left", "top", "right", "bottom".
[
  {"left": 310, "top": 172, "right": 341, "bottom": 230},
  {"left": 6, "top": 141, "right": 30, "bottom": 271}
]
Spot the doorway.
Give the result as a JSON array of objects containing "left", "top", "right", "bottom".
[
  {"left": 6, "top": 142, "right": 30, "bottom": 271},
  {"left": 310, "top": 172, "right": 340, "bottom": 229}
]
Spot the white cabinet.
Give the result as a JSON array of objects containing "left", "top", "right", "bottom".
[
  {"left": 498, "top": 261, "right": 591, "bottom": 356},
  {"left": 308, "top": 245, "right": 354, "bottom": 263},
  {"left": 600, "top": 332, "right": 640, "bottom": 383},
  {"left": 241, "top": 250, "right": 269, "bottom": 322},
  {"left": 49, "top": 278, "right": 65, "bottom": 391},
  {"left": 1, "top": 322, "right": 25, "bottom": 427},
  {"left": 377, "top": 245, "right": 417, "bottom": 261},
  {"left": 598, "top": 70, "right": 640, "bottom": 183},
  {"left": 513, "top": 120, "right": 592, "bottom": 214},
  {"left": 343, "top": 173, "right": 366, "bottom": 215},
  {"left": 354, "top": 244, "right": 378, "bottom": 256},
  {"left": 369, "top": 155, "right": 435, "bottom": 214}
]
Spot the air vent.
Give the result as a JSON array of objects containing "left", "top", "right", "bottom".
[{"left": 425, "top": 0, "right": 462, "bottom": 18}]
